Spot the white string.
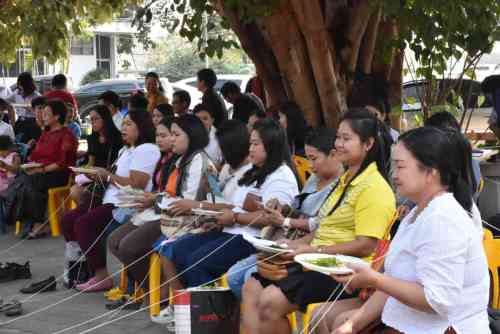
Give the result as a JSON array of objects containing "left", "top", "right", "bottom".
[
  {"left": 0, "top": 213, "right": 204, "bottom": 325},
  {"left": 32, "top": 213, "right": 266, "bottom": 333},
  {"left": 52, "top": 248, "right": 285, "bottom": 334},
  {"left": 298, "top": 276, "right": 354, "bottom": 334},
  {"left": 0, "top": 191, "right": 72, "bottom": 256}
]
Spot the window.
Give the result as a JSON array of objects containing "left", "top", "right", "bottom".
[{"left": 71, "top": 37, "right": 94, "bottom": 55}]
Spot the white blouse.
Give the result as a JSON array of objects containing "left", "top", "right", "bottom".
[
  {"left": 225, "top": 164, "right": 299, "bottom": 238},
  {"left": 382, "top": 193, "right": 490, "bottom": 334}
]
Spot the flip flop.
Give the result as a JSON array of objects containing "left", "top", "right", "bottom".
[{"left": 1, "top": 299, "right": 22, "bottom": 317}]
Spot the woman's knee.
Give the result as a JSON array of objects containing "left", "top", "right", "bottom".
[{"left": 257, "top": 286, "right": 291, "bottom": 322}]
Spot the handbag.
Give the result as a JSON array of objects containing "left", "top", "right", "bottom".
[
  {"left": 78, "top": 146, "right": 120, "bottom": 209},
  {"left": 256, "top": 253, "right": 302, "bottom": 281},
  {"left": 172, "top": 287, "right": 239, "bottom": 334}
]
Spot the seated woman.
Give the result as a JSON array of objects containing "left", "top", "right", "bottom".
[
  {"left": 154, "top": 118, "right": 299, "bottom": 319},
  {"left": 330, "top": 126, "right": 490, "bottom": 334},
  {"left": 227, "top": 127, "right": 344, "bottom": 298},
  {"left": 70, "top": 105, "right": 123, "bottom": 206},
  {"left": 4, "top": 99, "right": 77, "bottom": 238},
  {"left": 152, "top": 103, "right": 174, "bottom": 128},
  {"left": 61, "top": 109, "right": 160, "bottom": 292},
  {"left": 107, "top": 116, "right": 179, "bottom": 288},
  {"left": 241, "top": 109, "right": 396, "bottom": 334},
  {"left": 193, "top": 103, "right": 223, "bottom": 167}
]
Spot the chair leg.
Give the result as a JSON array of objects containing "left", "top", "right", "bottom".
[
  {"left": 15, "top": 221, "right": 21, "bottom": 235},
  {"left": 47, "top": 194, "right": 60, "bottom": 237},
  {"left": 149, "top": 253, "right": 161, "bottom": 317}
]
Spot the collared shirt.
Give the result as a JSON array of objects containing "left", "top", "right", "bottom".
[
  {"left": 29, "top": 127, "right": 77, "bottom": 168},
  {"left": 382, "top": 193, "right": 490, "bottom": 334},
  {"left": 311, "top": 162, "right": 396, "bottom": 257}
]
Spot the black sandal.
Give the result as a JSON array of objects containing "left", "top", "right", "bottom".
[{"left": 1, "top": 299, "right": 22, "bottom": 317}]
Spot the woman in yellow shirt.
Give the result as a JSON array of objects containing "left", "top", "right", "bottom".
[
  {"left": 241, "top": 109, "right": 396, "bottom": 334},
  {"left": 145, "top": 72, "right": 169, "bottom": 113}
]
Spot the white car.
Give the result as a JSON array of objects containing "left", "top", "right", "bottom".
[{"left": 172, "top": 74, "right": 252, "bottom": 109}]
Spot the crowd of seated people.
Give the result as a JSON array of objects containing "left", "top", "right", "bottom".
[{"left": 0, "top": 67, "right": 492, "bottom": 334}]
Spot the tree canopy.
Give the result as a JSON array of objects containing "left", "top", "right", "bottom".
[{"left": 2, "top": 0, "right": 500, "bottom": 125}]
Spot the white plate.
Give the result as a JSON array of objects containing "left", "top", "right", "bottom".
[
  {"left": 115, "top": 202, "right": 142, "bottom": 208},
  {"left": 70, "top": 167, "right": 98, "bottom": 175},
  {"left": 191, "top": 208, "right": 223, "bottom": 216},
  {"left": 21, "top": 163, "right": 43, "bottom": 170},
  {"left": 294, "top": 253, "right": 368, "bottom": 275},
  {"left": 245, "top": 236, "right": 293, "bottom": 254}
]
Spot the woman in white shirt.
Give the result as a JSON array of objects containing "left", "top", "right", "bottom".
[
  {"left": 331, "top": 126, "right": 490, "bottom": 334},
  {"left": 193, "top": 103, "right": 223, "bottom": 167},
  {"left": 61, "top": 109, "right": 160, "bottom": 292},
  {"left": 156, "top": 118, "right": 299, "bottom": 296}
]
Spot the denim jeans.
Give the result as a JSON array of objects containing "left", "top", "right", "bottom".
[{"left": 226, "top": 254, "right": 257, "bottom": 299}]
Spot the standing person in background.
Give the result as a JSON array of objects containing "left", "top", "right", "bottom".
[
  {"left": 172, "top": 90, "right": 191, "bottom": 116},
  {"left": 98, "top": 91, "right": 124, "bottom": 130},
  {"left": 44, "top": 74, "right": 78, "bottom": 114},
  {"left": 6, "top": 72, "right": 41, "bottom": 143},
  {"left": 245, "top": 75, "right": 267, "bottom": 107},
  {"left": 145, "top": 72, "right": 169, "bottom": 113},
  {"left": 197, "top": 68, "right": 227, "bottom": 127},
  {"left": 221, "top": 81, "right": 263, "bottom": 123}
]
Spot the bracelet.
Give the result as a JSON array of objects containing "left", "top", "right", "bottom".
[{"left": 107, "top": 174, "right": 112, "bottom": 183}]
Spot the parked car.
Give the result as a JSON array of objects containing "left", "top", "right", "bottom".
[
  {"left": 402, "top": 79, "right": 493, "bottom": 131},
  {"left": 172, "top": 74, "right": 252, "bottom": 109},
  {"left": 74, "top": 79, "right": 144, "bottom": 120}
]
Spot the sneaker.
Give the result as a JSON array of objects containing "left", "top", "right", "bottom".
[{"left": 151, "top": 305, "right": 175, "bottom": 325}]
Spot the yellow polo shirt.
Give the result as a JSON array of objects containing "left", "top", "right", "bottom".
[{"left": 311, "top": 162, "right": 396, "bottom": 251}]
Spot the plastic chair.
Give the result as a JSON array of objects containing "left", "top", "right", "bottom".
[
  {"left": 149, "top": 253, "right": 162, "bottom": 317},
  {"left": 47, "top": 184, "right": 72, "bottom": 237},
  {"left": 483, "top": 238, "right": 500, "bottom": 308},
  {"left": 485, "top": 228, "right": 494, "bottom": 241},
  {"left": 293, "top": 155, "right": 312, "bottom": 186}
]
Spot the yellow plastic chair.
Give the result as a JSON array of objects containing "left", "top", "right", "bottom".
[
  {"left": 484, "top": 228, "right": 494, "bottom": 241},
  {"left": 149, "top": 253, "right": 162, "bottom": 317},
  {"left": 483, "top": 238, "right": 500, "bottom": 308},
  {"left": 293, "top": 155, "right": 312, "bottom": 186},
  {"left": 47, "top": 184, "right": 72, "bottom": 237}
]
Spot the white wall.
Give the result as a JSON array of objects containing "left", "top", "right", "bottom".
[{"left": 67, "top": 54, "right": 97, "bottom": 88}]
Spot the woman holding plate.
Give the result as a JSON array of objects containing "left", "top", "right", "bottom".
[
  {"left": 329, "top": 127, "right": 490, "bottom": 334},
  {"left": 240, "top": 109, "right": 396, "bottom": 334},
  {"left": 60, "top": 109, "right": 160, "bottom": 292}
]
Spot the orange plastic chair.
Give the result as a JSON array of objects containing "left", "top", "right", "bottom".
[
  {"left": 483, "top": 238, "right": 500, "bottom": 308},
  {"left": 293, "top": 155, "right": 312, "bottom": 186}
]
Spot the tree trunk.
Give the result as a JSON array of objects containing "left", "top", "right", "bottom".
[{"left": 215, "top": 0, "right": 402, "bottom": 128}]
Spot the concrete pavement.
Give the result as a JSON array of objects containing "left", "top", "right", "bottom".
[{"left": 0, "top": 229, "right": 165, "bottom": 334}]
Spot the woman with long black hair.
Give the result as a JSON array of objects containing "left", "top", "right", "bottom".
[
  {"left": 241, "top": 109, "right": 396, "bottom": 334},
  {"left": 331, "top": 126, "right": 490, "bottom": 334}
]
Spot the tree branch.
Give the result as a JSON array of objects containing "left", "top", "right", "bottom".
[{"left": 359, "top": 6, "right": 381, "bottom": 74}]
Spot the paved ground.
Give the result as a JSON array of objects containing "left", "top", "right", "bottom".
[{"left": 0, "top": 228, "right": 165, "bottom": 334}]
